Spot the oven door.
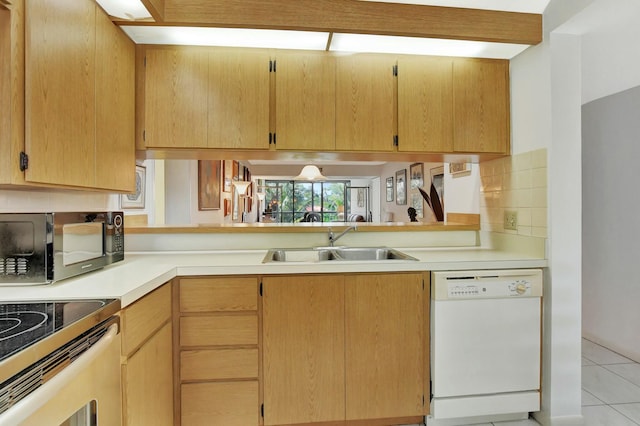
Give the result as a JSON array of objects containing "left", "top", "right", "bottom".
[{"left": 0, "top": 323, "right": 121, "bottom": 426}]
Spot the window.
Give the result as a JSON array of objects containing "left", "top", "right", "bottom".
[{"left": 263, "top": 180, "right": 348, "bottom": 223}]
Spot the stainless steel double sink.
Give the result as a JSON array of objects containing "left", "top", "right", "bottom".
[{"left": 262, "top": 247, "right": 418, "bottom": 263}]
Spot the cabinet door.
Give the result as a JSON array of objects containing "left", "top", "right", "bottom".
[
  {"left": 262, "top": 275, "right": 345, "bottom": 425},
  {"left": 453, "top": 58, "right": 510, "bottom": 154},
  {"left": 123, "top": 322, "right": 173, "bottom": 426},
  {"left": 398, "top": 56, "right": 453, "bottom": 152},
  {"left": 345, "top": 273, "right": 425, "bottom": 420},
  {"left": 144, "top": 47, "right": 208, "bottom": 148},
  {"left": 336, "top": 54, "right": 395, "bottom": 151},
  {"left": 25, "top": 0, "right": 96, "bottom": 187},
  {"left": 275, "top": 52, "right": 336, "bottom": 151},
  {"left": 95, "top": 8, "right": 135, "bottom": 191},
  {"left": 208, "top": 48, "right": 270, "bottom": 149}
]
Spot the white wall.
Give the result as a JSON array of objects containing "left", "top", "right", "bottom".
[
  {"left": 443, "top": 163, "right": 480, "bottom": 215},
  {"left": 582, "top": 88, "right": 640, "bottom": 360}
]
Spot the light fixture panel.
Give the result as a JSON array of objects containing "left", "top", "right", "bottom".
[
  {"left": 95, "top": 0, "right": 152, "bottom": 20},
  {"left": 329, "top": 33, "right": 529, "bottom": 59},
  {"left": 121, "top": 26, "right": 330, "bottom": 50}
]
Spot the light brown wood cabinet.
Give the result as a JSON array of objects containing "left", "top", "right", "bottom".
[
  {"left": 208, "top": 49, "right": 270, "bottom": 149},
  {"left": 0, "top": 0, "right": 135, "bottom": 190},
  {"left": 397, "top": 55, "right": 454, "bottom": 153},
  {"left": 137, "top": 46, "right": 509, "bottom": 156},
  {"left": 274, "top": 51, "right": 336, "bottom": 151},
  {"left": 335, "top": 54, "right": 396, "bottom": 152},
  {"left": 262, "top": 272, "right": 429, "bottom": 426},
  {"left": 121, "top": 282, "right": 174, "bottom": 426},
  {"left": 453, "top": 58, "right": 510, "bottom": 154},
  {"left": 262, "top": 275, "right": 346, "bottom": 425},
  {"left": 176, "top": 276, "right": 260, "bottom": 426},
  {"left": 142, "top": 46, "right": 271, "bottom": 150},
  {"left": 143, "top": 47, "right": 209, "bottom": 149}
]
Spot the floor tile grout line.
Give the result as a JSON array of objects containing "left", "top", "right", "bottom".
[
  {"left": 583, "top": 338, "right": 640, "bottom": 425},
  {"left": 599, "top": 364, "right": 640, "bottom": 394},
  {"left": 608, "top": 404, "right": 640, "bottom": 426},
  {"left": 583, "top": 338, "right": 636, "bottom": 363}
]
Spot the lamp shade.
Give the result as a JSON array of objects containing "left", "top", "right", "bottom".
[
  {"left": 256, "top": 192, "right": 266, "bottom": 201},
  {"left": 294, "top": 165, "right": 326, "bottom": 181},
  {"left": 232, "top": 180, "right": 251, "bottom": 196}
]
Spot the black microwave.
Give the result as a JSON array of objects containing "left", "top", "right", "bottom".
[{"left": 0, "top": 212, "right": 124, "bottom": 285}]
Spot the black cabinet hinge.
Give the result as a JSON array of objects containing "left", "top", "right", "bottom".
[
  {"left": 144, "top": 56, "right": 146, "bottom": 67},
  {"left": 393, "top": 64, "right": 398, "bottom": 76},
  {"left": 261, "top": 403, "right": 264, "bottom": 417},
  {"left": 19, "top": 152, "right": 28, "bottom": 171},
  {"left": 393, "top": 135, "right": 399, "bottom": 147},
  {"left": 273, "top": 133, "right": 276, "bottom": 145},
  {"left": 143, "top": 130, "right": 146, "bottom": 141},
  {"left": 422, "top": 279, "right": 425, "bottom": 290},
  {"left": 259, "top": 282, "right": 263, "bottom": 296}
]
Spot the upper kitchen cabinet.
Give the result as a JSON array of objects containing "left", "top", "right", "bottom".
[
  {"left": 273, "top": 51, "right": 336, "bottom": 151},
  {"left": 139, "top": 46, "right": 270, "bottom": 150},
  {"left": 453, "top": 58, "right": 510, "bottom": 154},
  {"left": 397, "top": 56, "right": 454, "bottom": 153},
  {"left": 95, "top": 7, "right": 135, "bottom": 191},
  {"left": 208, "top": 48, "right": 270, "bottom": 150},
  {"left": 335, "top": 54, "right": 396, "bottom": 152},
  {"left": 142, "top": 46, "right": 209, "bottom": 149},
  {"left": 22, "top": 0, "right": 135, "bottom": 190}
]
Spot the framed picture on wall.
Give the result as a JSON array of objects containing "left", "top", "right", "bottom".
[
  {"left": 223, "top": 160, "right": 232, "bottom": 193},
  {"left": 386, "top": 177, "right": 394, "bottom": 202},
  {"left": 409, "top": 163, "right": 424, "bottom": 190},
  {"left": 197, "top": 160, "right": 221, "bottom": 210},
  {"left": 120, "top": 165, "right": 146, "bottom": 209},
  {"left": 396, "top": 169, "right": 407, "bottom": 205}
]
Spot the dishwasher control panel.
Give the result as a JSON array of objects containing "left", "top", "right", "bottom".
[
  {"left": 432, "top": 269, "right": 543, "bottom": 300},
  {"left": 446, "top": 279, "right": 533, "bottom": 299}
]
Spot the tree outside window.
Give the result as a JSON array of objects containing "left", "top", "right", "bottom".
[{"left": 262, "top": 180, "right": 348, "bottom": 223}]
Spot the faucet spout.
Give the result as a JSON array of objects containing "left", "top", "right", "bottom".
[{"left": 328, "top": 225, "right": 357, "bottom": 247}]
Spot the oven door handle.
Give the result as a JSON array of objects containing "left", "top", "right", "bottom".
[{"left": 0, "top": 323, "right": 119, "bottom": 425}]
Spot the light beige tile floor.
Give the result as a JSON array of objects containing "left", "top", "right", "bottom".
[{"left": 582, "top": 338, "right": 640, "bottom": 425}]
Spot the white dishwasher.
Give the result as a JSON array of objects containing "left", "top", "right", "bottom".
[{"left": 429, "top": 269, "right": 542, "bottom": 425}]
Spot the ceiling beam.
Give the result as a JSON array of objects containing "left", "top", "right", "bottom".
[
  {"left": 140, "top": 0, "right": 165, "bottom": 22},
  {"left": 155, "top": 0, "right": 541, "bottom": 45}
]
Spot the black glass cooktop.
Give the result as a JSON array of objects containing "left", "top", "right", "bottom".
[{"left": 0, "top": 300, "right": 114, "bottom": 362}]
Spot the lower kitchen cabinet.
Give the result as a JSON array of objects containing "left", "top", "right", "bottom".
[
  {"left": 120, "top": 282, "right": 174, "bottom": 426},
  {"left": 345, "top": 273, "right": 426, "bottom": 421},
  {"left": 262, "top": 272, "right": 429, "bottom": 426},
  {"left": 263, "top": 275, "right": 346, "bottom": 425},
  {"left": 177, "top": 276, "right": 260, "bottom": 426}
]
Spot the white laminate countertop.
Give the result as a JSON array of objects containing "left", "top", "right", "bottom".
[{"left": 0, "top": 248, "right": 547, "bottom": 308}]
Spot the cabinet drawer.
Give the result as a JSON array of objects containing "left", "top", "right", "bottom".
[
  {"left": 121, "top": 283, "right": 171, "bottom": 356},
  {"left": 180, "top": 277, "right": 258, "bottom": 312},
  {"left": 181, "top": 348, "right": 258, "bottom": 381},
  {"left": 181, "top": 381, "right": 259, "bottom": 426},
  {"left": 180, "top": 315, "right": 257, "bottom": 346}
]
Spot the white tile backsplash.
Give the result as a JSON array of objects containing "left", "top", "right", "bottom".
[{"left": 480, "top": 149, "right": 547, "bottom": 238}]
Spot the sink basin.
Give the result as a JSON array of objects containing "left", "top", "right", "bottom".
[{"left": 262, "top": 247, "right": 418, "bottom": 263}]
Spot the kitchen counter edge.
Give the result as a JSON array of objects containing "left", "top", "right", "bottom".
[{"left": 0, "top": 249, "right": 547, "bottom": 308}]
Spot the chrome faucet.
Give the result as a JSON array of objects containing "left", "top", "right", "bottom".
[{"left": 328, "top": 225, "right": 357, "bottom": 247}]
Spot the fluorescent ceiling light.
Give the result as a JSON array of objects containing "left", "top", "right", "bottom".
[
  {"left": 120, "top": 26, "right": 530, "bottom": 59},
  {"left": 330, "top": 33, "right": 529, "bottom": 59},
  {"left": 121, "top": 26, "right": 330, "bottom": 50},
  {"left": 95, "top": 0, "right": 152, "bottom": 21}
]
